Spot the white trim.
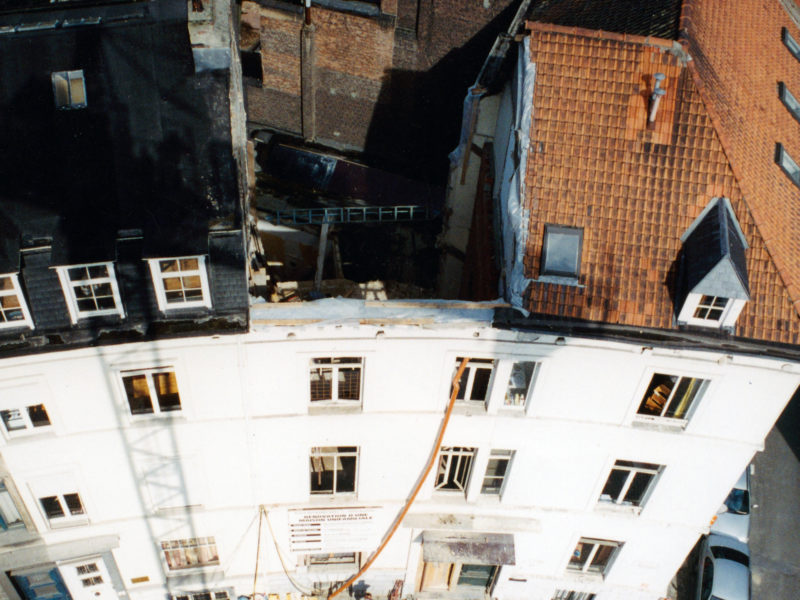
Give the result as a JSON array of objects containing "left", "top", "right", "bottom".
[
  {"left": 148, "top": 256, "right": 212, "bottom": 312},
  {"left": 0, "top": 273, "right": 34, "bottom": 330},
  {"left": 54, "top": 262, "right": 125, "bottom": 324},
  {"left": 678, "top": 293, "right": 746, "bottom": 329}
]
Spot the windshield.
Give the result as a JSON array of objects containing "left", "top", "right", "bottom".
[
  {"left": 710, "top": 546, "right": 750, "bottom": 567},
  {"left": 724, "top": 488, "right": 750, "bottom": 515}
]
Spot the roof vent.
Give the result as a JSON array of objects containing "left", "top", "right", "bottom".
[{"left": 647, "top": 73, "right": 666, "bottom": 130}]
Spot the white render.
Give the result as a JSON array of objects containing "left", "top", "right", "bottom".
[{"left": 0, "top": 302, "right": 795, "bottom": 600}]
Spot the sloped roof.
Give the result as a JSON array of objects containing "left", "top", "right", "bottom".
[
  {"left": 527, "top": 0, "right": 683, "bottom": 40},
  {"left": 678, "top": 1, "right": 800, "bottom": 326},
  {"left": 521, "top": 22, "right": 800, "bottom": 344},
  {"left": 682, "top": 199, "right": 750, "bottom": 301}
]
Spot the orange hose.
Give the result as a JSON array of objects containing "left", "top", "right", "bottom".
[{"left": 327, "top": 358, "right": 470, "bottom": 600}]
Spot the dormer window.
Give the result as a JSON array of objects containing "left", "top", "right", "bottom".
[
  {"left": 541, "top": 225, "right": 582, "bottom": 281},
  {"left": 55, "top": 262, "right": 125, "bottom": 324},
  {"left": 783, "top": 27, "right": 800, "bottom": 62},
  {"left": 776, "top": 143, "right": 800, "bottom": 189},
  {"left": 148, "top": 256, "right": 212, "bottom": 312},
  {"left": 677, "top": 198, "right": 749, "bottom": 330},
  {"left": 52, "top": 70, "right": 86, "bottom": 109},
  {"left": 0, "top": 274, "right": 33, "bottom": 330}
]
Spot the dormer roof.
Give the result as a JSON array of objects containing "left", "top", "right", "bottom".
[{"left": 681, "top": 198, "right": 750, "bottom": 302}]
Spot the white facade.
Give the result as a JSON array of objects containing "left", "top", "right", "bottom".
[{"left": 0, "top": 302, "right": 795, "bottom": 600}]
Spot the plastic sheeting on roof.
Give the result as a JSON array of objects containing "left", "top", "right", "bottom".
[{"left": 499, "top": 38, "right": 535, "bottom": 315}]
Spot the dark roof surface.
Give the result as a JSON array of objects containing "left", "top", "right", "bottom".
[{"left": 527, "top": 0, "right": 683, "bottom": 40}]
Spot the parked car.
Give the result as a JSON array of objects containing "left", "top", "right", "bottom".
[
  {"left": 710, "top": 468, "right": 751, "bottom": 543},
  {"left": 696, "top": 534, "right": 751, "bottom": 600}
]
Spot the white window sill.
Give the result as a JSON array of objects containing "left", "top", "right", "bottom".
[
  {"left": 308, "top": 493, "right": 358, "bottom": 505},
  {"left": 47, "top": 517, "right": 89, "bottom": 529},
  {"left": 563, "top": 569, "right": 605, "bottom": 583},
  {"left": 308, "top": 403, "right": 362, "bottom": 416},
  {"left": 452, "top": 402, "right": 487, "bottom": 416},
  {"left": 534, "top": 275, "right": 584, "bottom": 287},
  {"left": 595, "top": 501, "right": 642, "bottom": 516},
  {"left": 631, "top": 416, "right": 687, "bottom": 432},
  {"left": 2, "top": 429, "right": 56, "bottom": 443}
]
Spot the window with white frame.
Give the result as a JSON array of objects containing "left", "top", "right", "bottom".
[
  {"left": 452, "top": 358, "right": 494, "bottom": 403},
  {"left": 0, "top": 403, "right": 51, "bottom": 437},
  {"left": 52, "top": 70, "right": 87, "bottom": 109},
  {"left": 481, "top": 450, "right": 514, "bottom": 495},
  {"left": 310, "top": 446, "right": 358, "bottom": 495},
  {"left": 599, "top": 460, "right": 662, "bottom": 508},
  {"left": 0, "top": 274, "right": 33, "bottom": 329},
  {"left": 0, "top": 482, "right": 24, "bottom": 531},
  {"left": 161, "top": 537, "right": 220, "bottom": 570},
  {"left": 692, "top": 295, "right": 730, "bottom": 322},
  {"left": 309, "top": 358, "right": 362, "bottom": 403},
  {"left": 435, "top": 447, "right": 475, "bottom": 493},
  {"left": 55, "top": 263, "right": 124, "bottom": 323},
  {"left": 121, "top": 368, "right": 181, "bottom": 416},
  {"left": 636, "top": 373, "right": 707, "bottom": 422},
  {"left": 148, "top": 257, "right": 211, "bottom": 311},
  {"left": 567, "top": 538, "right": 622, "bottom": 575},
  {"left": 504, "top": 361, "right": 538, "bottom": 407},
  {"left": 38, "top": 492, "right": 86, "bottom": 527},
  {"left": 552, "top": 591, "right": 596, "bottom": 600}
]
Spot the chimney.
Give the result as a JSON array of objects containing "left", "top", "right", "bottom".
[{"left": 647, "top": 73, "right": 666, "bottom": 130}]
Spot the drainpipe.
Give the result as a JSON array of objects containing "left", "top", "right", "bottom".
[{"left": 301, "top": 0, "right": 316, "bottom": 142}]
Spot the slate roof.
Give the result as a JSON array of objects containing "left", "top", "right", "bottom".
[
  {"left": 527, "top": 0, "right": 683, "bottom": 40},
  {"left": 0, "top": 0, "right": 247, "bottom": 352},
  {"left": 521, "top": 21, "right": 800, "bottom": 345}
]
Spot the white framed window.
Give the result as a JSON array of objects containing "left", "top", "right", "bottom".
[
  {"left": 310, "top": 446, "right": 358, "bottom": 495},
  {"left": 567, "top": 538, "right": 622, "bottom": 575},
  {"left": 0, "top": 482, "right": 24, "bottom": 531},
  {"left": 435, "top": 447, "right": 475, "bottom": 493},
  {"left": 452, "top": 358, "right": 494, "bottom": 403},
  {"left": 503, "top": 361, "right": 538, "bottom": 407},
  {"left": 55, "top": 262, "right": 124, "bottom": 323},
  {"left": 636, "top": 373, "right": 707, "bottom": 423},
  {"left": 678, "top": 292, "right": 746, "bottom": 329},
  {"left": 599, "top": 460, "right": 662, "bottom": 508},
  {"left": 0, "top": 403, "right": 51, "bottom": 437},
  {"left": 0, "top": 274, "right": 33, "bottom": 330},
  {"left": 148, "top": 256, "right": 212, "bottom": 311},
  {"left": 481, "top": 450, "right": 514, "bottom": 495},
  {"left": 38, "top": 492, "right": 87, "bottom": 527},
  {"left": 52, "top": 70, "right": 87, "bottom": 109},
  {"left": 161, "top": 537, "right": 220, "bottom": 571},
  {"left": 120, "top": 368, "right": 181, "bottom": 416},
  {"left": 309, "top": 358, "right": 362, "bottom": 404}
]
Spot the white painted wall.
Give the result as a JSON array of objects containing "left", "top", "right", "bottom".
[{"left": 0, "top": 317, "right": 795, "bottom": 600}]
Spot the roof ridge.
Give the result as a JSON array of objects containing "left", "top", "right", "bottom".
[
  {"left": 524, "top": 19, "right": 677, "bottom": 49},
  {"left": 677, "top": 5, "right": 800, "bottom": 322}
]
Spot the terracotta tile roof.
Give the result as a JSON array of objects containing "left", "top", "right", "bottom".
[{"left": 521, "top": 22, "right": 800, "bottom": 345}]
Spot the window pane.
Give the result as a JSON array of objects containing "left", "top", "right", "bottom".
[
  {"left": 180, "top": 258, "right": 199, "bottom": 270},
  {"left": 623, "top": 472, "right": 654, "bottom": 505},
  {"left": 87, "top": 265, "right": 108, "bottom": 278},
  {"left": 68, "top": 267, "right": 89, "bottom": 281},
  {"left": 160, "top": 260, "right": 179, "bottom": 273},
  {"left": 505, "top": 361, "right": 535, "bottom": 406},
  {"left": 310, "top": 368, "right": 332, "bottom": 401},
  {"left": 40, "top": 496, "right": 64, "bottom": 519},
  {"left": 153, "top": 372, "right": 181, "bottom": 412},
  {"left": 470, "top": 367, "right": 492, "bottom": 401},
  {"left": 63, "top": 493, "right": 84, "bottom": 515},
  {"left": 69, "top": 74, "right": 86, "bottom": 105},
  {"left": 589, "top": 544, "right": 615, "bottom": 571},
  {"left": 123, "top": 375, "right": 154, "bottom": 415},
  {"left": 27, "top": 404, "right": 51, "bottom": 428},
  {"left": 638, "top": 373, "right": 678, "bottom": 416},
  {"left": 0, "top": 487, "right": 23, "bottom": 528},
  {"left": 601, "top": 469, "right": 627, "bottom": 501},
  {"left": 453, "top": 366, "right": 469, "bottom": 400},
  {"left": 338, "top": 367, "right": 361, "bottom": 400},
  {"left": 569, "top": 541, "right": 592, "bottom": 570},
  {"left": 336, "top": 454, "right": 357, "bottom": 493},
  {"left": 1, "top": 409, "right": 26, "bottom": 431},
  {"left": 457, "top": 564, "right": 496, "bottom": 587},
  {"left": 664, "top": 377, "right": 703, "bottom": 419}
]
